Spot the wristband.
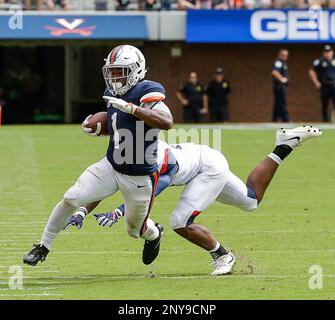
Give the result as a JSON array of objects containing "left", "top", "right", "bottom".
[
  {"left": 128, "top": 103, "right": 137, "bottom": 115},
  {"left": 75, "top": 207, "right": 88, "bottom": 219}
]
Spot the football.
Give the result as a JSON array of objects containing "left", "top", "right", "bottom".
[{"left": 87, "top": 111, "right": 109, "bottom": 136}]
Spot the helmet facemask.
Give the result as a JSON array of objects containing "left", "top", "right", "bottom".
[{"left": 102, "top": 63, "right": 137, "bottom": 96}]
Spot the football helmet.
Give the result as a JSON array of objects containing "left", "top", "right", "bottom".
[{"left": 102, "top": 45, "right": 147, "bottom": 96}]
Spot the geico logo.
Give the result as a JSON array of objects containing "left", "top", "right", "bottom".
[{"left": 250, "top": 10, "right": 335, "bottom": 41}]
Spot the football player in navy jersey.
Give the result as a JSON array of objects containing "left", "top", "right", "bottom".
[{"left": 23, "top": 45, "right": 173, "bottom": 267}]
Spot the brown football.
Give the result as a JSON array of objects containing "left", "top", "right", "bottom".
[{"left": 87, "top": 111, "right": 109, "bottom": 136}]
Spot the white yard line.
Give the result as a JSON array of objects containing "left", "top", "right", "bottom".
[
  {"left": 13, "top": 274, "right": 335, "bottom": 281},
  {"left": 0, "top": 293, "right": 63, "bottom": 297}
]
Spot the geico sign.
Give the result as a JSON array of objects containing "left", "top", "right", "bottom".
[{"left": 251, "top": 10, "right": 335, "bottom": 41}]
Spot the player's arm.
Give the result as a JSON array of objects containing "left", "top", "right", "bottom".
[
  {"left": 94, "top": 157, "right": 179, "bottom": 228},
  {"left": 63, "top": 201, "right": 101, "bottom": 230},
  {"left": 133, "top": 105, "right": 173, "bottom": 130},
  {"left": 102, "top": 96, "right": 173, "bottom": 130}
]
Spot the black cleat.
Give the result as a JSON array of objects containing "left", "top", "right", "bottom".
[
  {"left": 23, "top": 244, "right": 49, "bottom": 266},
  {"left": 142, "top": 224, "right": 163, "bottom": 265}
]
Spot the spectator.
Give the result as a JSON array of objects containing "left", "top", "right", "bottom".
[
  {"left": 244, "top": 0, "right": 272, "bottom": 8},
  {"left": 178, "top": 0, "right": 200, "bottom": 9},
  {"left": 309, "top": 45, "right": 335, "bottom": 122},
  {"left": 212, "top": 0, "right": 229, "bottom": 9},
  {"left": 114, "top": 0, "right": 130, "bottom": 10},
  {"left": 161, "top": 0, "right": 172, "bottom": 10},
  {"left": 206, "top": 67, "right": 232, "bottom": 123},
  {"left": 95, "top": 0, "right": 108, "bottom": 10},
  {"left": 24, "top": 0, "right": 67, "bottom": 10},
  {"left": 228, "top": 0, "right": 243, "bottom": 8},
  {"left": 138, "top": 0, "right": 158, "bottom": 10},
  {"left": 271, "top": 49, "right": 290, "bottom": 122},
  {"left": 176, "top": 72, "right": 208, "bottom": 123},
  {"left": 48, "top": 0, "right": 67, "bottom": 10}
]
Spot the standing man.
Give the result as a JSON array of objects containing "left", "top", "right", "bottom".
[
  {"left": 206, "top": 67, "right": 231, "bottom": 123},
  {"left": 271, "top": 49, "right": 290, "bottom": 122},
  {"left": 309, "top": 45, "right": 335, "bottom": 122},
  {"left": 176, "top": 72, "right": 208, "bottom": 123}
]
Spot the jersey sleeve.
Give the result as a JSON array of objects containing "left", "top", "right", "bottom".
[
  {"left": 139, "top": 81, "right": 166, "bottom": 104},
  {"left": 313, "top": 59, "right": 321, "bottom": 72},
  {"left": 272, "top": 60, "right": 283, "bottom": 72},
  {"left": 143, "top": 100, "right": 172, "bottom": 116}
]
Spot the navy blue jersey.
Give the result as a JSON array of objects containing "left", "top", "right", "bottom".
[
  {"left": 313, "top": 57, "right": 335, "bottom": 85},
  {"left": 104, "top": 80, "right": 166, "bottom": 176},
  {"left": 272, "top": 59, "right": 289, "bottom": 88}
]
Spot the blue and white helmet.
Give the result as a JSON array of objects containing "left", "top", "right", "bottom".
[{"left": 102, "top": 45, "right": 147, "bottom": 96}]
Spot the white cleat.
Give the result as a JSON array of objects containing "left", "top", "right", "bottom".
[
  {"left": 275, "top": 125, "right": 322, "bottom": 150},
  {"left": 211, "top": 252, "right": 236, "bottom": 276}
]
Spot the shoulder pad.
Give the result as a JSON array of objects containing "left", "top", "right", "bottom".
[{"left": 139, "top": 80, "right": 166, "bottom": 103}]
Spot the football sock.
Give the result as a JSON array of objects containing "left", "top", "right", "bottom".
[
  {"left": 268, "top": 145, "right": 293, "bottom": 165},
  {"left": 141, "top": 218, "right": 160, "bottom": 241},
  {"left": 40, "top": 200, "right": 76, "bottom": 250},
  {"left": 209, "top": 242, "right": 229, "bottom": 260}
]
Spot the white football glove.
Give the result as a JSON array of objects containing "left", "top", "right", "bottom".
[
  {"left": 81, "top": 114, "right": 101, "bottom": 136},
  {"left": 102, "top": 96, "right": 137, "bottom": 115}
]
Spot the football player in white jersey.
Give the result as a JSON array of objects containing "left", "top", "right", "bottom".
[{"left": 66, "top": 125, "right": 322, "bottom": 276}]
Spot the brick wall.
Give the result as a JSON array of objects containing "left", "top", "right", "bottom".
[{"left": 143, "top": 42, "right": 327, "bottom": 123}]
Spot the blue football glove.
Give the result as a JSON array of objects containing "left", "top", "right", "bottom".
[
  {"left": 63, "top": 207, "right": 88, "bottom": 230},
  {"left": 94, "top": 209, "right": 123, "bottom": 227}
]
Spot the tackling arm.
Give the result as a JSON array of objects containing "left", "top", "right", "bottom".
[{"left": 94, "top": 162, "right": 179, "bottom": 227}]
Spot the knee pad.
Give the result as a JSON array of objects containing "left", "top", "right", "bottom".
[
  {"left": 63, "top": 185, "right": 84, "bottom": 208},
  {"left": 126, "top": 224, "right": 140, "bottom": 239},
  {"left": 240, "top": 199, "right": 258, "bottom": 212},
  {"left": 169, "top": 211, "right": 188, "bottom": 230}
]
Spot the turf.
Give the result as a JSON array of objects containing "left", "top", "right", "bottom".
[{"left": 0, "top": 124, "right": 334, "bottom": 300}]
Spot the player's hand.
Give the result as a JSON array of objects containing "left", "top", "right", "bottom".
[
  {"left": 281, "top": 77, "right": 288, "bottom": 84},
  {"left": 199, "top": 108, "right": 208, "bottom": 115},
  {"left": 81, "top": 114, "right": 98, "bottom": 136},
  {"left": 94, "top": 209, "right": 123, "bottom": 227},
  {"left": 315, "top": 82, "right": 321, "bottom": 90},
  {"left": 102, "top": 96, "right": 137, "bottom": 115},
  {"left": 63, "top": 212, "right": 85, "bottom": 230}
]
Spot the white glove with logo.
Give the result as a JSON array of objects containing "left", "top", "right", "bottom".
[
  {"left": 81, "top": 114, "right": 100, "bottom": 136},
  {"left": 102, "top": 96, "right": 137, "bottom": 115}
]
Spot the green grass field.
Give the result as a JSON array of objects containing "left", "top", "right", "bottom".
[{"left": 0, "top": 124, "right": 334, "bottom": 300}]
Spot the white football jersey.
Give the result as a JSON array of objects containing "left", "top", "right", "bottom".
[{"left": 157, "top": 140, "right": 202, "bottom": 186}]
